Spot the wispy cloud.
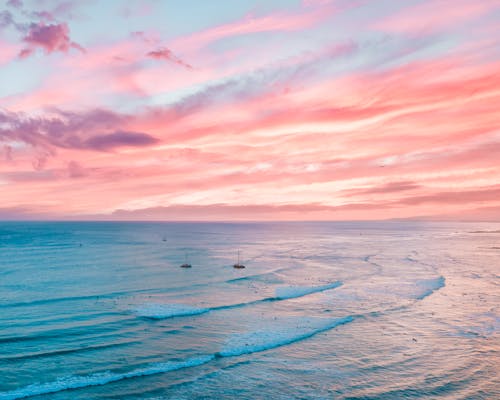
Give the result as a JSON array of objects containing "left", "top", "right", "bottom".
[
  {"left": 375, "top": 0, "right": 500, "bottom": 34},
  {"left": 0, "top": 0, "right": 498, "bottom": 220},
  {"left": 7, "top": 0, "right": 23, "bottom": 9},
  {"left": 146, "top": 47, "right": 192, "bottom": 69}
]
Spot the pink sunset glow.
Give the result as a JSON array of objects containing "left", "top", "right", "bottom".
[{"left": 0, "top": 0, "right": 499, "bottom": 221}]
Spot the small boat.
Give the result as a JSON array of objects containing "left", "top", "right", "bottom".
[
  {"left": 180, "top": 253, "right": 191, "bottom": 268},
  {"left": 233, "top": 250, "right": 245, "bottom": 269}
]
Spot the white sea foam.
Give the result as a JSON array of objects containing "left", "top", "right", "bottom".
[
  {"left": 133, "top": 303, "right": 209, "bottom": 319},
  {"left": 0, "top": 317, "right": 355, "bottom": 399},
  {"left": 274, "top": 281, "right": 342, "bottom": 300},
  {"left": 132, "top": 282, "right": 343, "bottom": 320},
  {"left": 218, "top": 316, "right": 354, "bottom": 357},
  {"left": 0, "top": 355, "right": 215, "bottom": 400}
]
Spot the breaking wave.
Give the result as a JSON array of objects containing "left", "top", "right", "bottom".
[
  {"left": 133, "top": 304, "right": 209, "bottom": 319},
  {"left": 274, "top": 282, "right": 342, "bottom": 299},
  {"left": 0, "top": 316, "right": 354, "bottom": 400},
  {"left": 217, "top": 316, "right": 354, "bottom": 357},
  {"left": 134, "top": 281, "right": 343, "bottom": 320},
  {"left": 0, "top": 355, "right": 215, "bottom": 400}
]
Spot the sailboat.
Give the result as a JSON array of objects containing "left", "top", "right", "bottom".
[
  {"left": 233, "top": 249, "right": 245, "bottom": 269},
  {"left": 180, "top": 252, "right": 192, "bottom": 268}
]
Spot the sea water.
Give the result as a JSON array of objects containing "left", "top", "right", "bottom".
[{"left": 0, "top": 221, "right": 498, "bottom": 399}]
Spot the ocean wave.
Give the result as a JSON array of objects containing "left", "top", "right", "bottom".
[
  {"left": 414, "top": 276, "right": 446, "bottom": 300},
  {"left": 0, "top": 316, "right": 355, "bottom": 399},
  {"left": 225, "top": 271, "right": 285, "bottom": 285},
  {"left": 0, "top": 288, "right": 161, "bottom": 309},
  {"left": 0, "top": 355, "right": 215, "bottom": 400},
  {"left": 135, "top": 281, "right": 343, "bottom": 320},
  {"left": 274, "top": 282, "right": 342, "bottom": 299},
  {"left": 217, "top": 316, "right": 354, "bottom": 357},
  {"left": 133, "top": 304, "right": 209, "bottom": 319},
  {"left": 0, "top": 340, "right": 139, "bottom": 362},
  {"left": 0, "top": 317, "right": 138, "bottom": 345}
]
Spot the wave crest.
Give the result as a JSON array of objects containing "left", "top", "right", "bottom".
[
  {"left": 133, "top": 281, "right": 343, "bottom": 320},
  {"left": 0, "top": 315, "right": 355, "bottom": 399},
  {"left": 274, "top": 281, "right": 342, "bottom": 299},
  {"left": 0, "top": 355, "right": 215, "bottom": 400},
  {"left": 218, "top": 316, "right": 354, "bottom": 357},
  {"left": 133, "top": 304, "right": 209, "bottom": 319}
]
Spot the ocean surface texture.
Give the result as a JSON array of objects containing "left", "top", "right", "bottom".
[{"left": 0, "top": 221, "right": 498, "bottom": 400}]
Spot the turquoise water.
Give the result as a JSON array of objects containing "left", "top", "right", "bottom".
[{"left": 0, "top": 221, "right": 498, "bottom": 399}]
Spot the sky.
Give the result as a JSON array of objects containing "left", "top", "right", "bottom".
[{"left": 0, "top": 0, "right": 499, "bottom": 221}]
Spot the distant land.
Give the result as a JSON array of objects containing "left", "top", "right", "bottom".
[{"left": 1, "top": 204, "right": 499, "bottom": 223}]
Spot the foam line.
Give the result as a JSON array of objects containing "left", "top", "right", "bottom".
[
  {"left": 0, "top": 316, "right": 355, "bottom": 399},
  {"left": 274, "top": 281, "right": 342, "bottom": 300},
  {"left": 217, "top": 316, "right": 354, "bottom": 357},
  {"left": 133, "top": 304, "right": 209, "bottom": 319},
  {"left": 136, "top": 281, "right": 343, "bottom": 320},
  {"left": 0, "top": 355, "right": 215, "bottom": 400}
]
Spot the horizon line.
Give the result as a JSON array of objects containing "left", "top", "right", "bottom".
[{"left": 1, "top": 218, "right": 499, "bottom": 223}]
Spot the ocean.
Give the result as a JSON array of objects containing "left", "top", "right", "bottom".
[{"left": 0, "top": 221, "right": 498, "bottom": 399}]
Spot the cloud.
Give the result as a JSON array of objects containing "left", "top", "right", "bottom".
[
  {"left": 7, "top": 0, "right": 23, "bottom": 9},
  {"left": 19, "top": 22, "right": 84, "bottom": 58},
  {"left": 433, "top": 205, "right": 500, "bottom": 222},
  {"left": 131, "top": 30, "right": 155, "bottom": 43},
  {"left": 171, "top": 4, "right": 336, "bottom": 52},
  {"left": 347, "top": 181, "right": 421, "bottom": 196},
  {"left": 104, "top": 186, "right": 499, "bottom": 221},
  {"left": 55, "top": 108, "right": 127, "bottom": 132},
  {"left": 375, "top": 0, "right": 500, "bottom": 35},
  {"left": 107, "top": 202, "right": 383, "bottom": 221},
  {"left": 24, "top": 1, "right": 81, "bottom": 21},
  {"left": 146, "top": 47, "right": 192, "bottom": 69},
  {"left": 0, "top": 10, "right": 17, "bottom": 30},
  {"left": 83, "top": 131, "right": 159, "bottom": 150},
  {"left": 30, "top": 10, "right": 55, "bottom": 22},
  {"left": 395, "top": 186, "right": 500, "bottom": 206},
  {"left": 1, "top": 1, "right": 499, "bottom": 220},
  {"left": 0, "top": 206, "right": 49, "bottom": 220},
  {"left": 67, "top": 160, "right": 86, "bottom": 177},
  {"left": 2, "top": 145, "right": 13, "bottom": 162},
  {"left": 0, "top": 108, "right": 158, "bottom": 153}
]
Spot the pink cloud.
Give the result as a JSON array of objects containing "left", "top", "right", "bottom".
[
  {"left": 62, "top": 184, "right": 500, "bottom": 221},
  {"left": 0, "top": 108, "right": 159, "bottom": 154},
  {"left": 146, "top": 47, "right": 192, "bottom": 69},
  {"left": 67, "top": 160, "right": 86, "bottom": 178},
  {"left": 171, "top": 5, "right": 334, "bottom": 52},
  {"left": 0, "top": 40, "right": 19, "bottom": 65},
  {"left": 19, "top": 22, "right": 84, "bottom": 58},
  {"left": 7, "top": 0, "right": 23, "bottom": 9},
  {"left": 83, "top": 131, "right": 159, "bottom": 150},
  {"left": 375, "top": 0, "right": 500, "bottom": 34},
  {"left": 1, "top": 1, "right": 499, "bottom": 220},
  {"left": 346, "top": 181, "right": 422, "bottom": 196}
]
